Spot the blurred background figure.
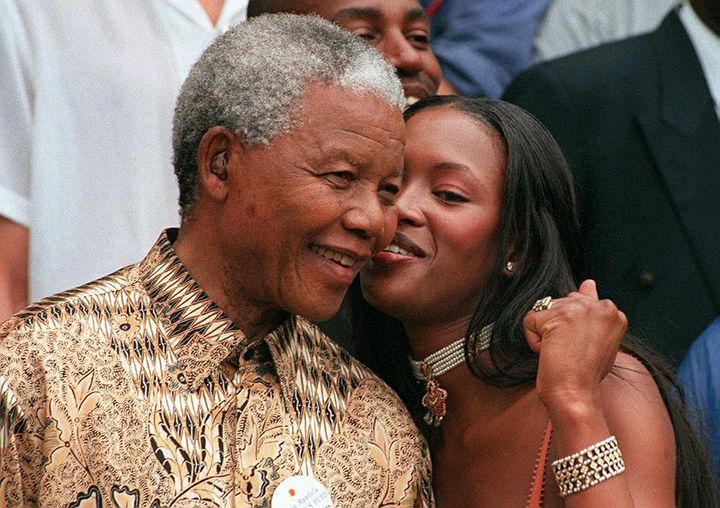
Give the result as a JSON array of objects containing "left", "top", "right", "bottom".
[
  {"left": 0, "top": 0, "right": 247, "bottom": 321},
  {"left": 420, "top": 0, "right": 549, "bottom": 97},
  {"left": 534, "top": 0, "right": 679, "bottom": 62},
  {"left": 504, "top": 0, "right": 720, "bottom": 363},
  {"left": 247, "top": 0, "right": 442, "bottom": 104},
  {"left": 679, "top": 316, "right": 720, "bottom": 484}
]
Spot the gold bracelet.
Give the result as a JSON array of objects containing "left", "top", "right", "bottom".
[{"left": 551, "top": 435, "right": 626, "bottom": 497}]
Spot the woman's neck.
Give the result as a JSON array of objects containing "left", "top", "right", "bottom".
[
  {"left": 437, "top": 364, "right": 534, "bottom": 426},
  {"left": 403, "top": 317, "right": 535, "bottom": 431},
  {"left": 404, "top": 317, "right": 473, "bottom": 361}
]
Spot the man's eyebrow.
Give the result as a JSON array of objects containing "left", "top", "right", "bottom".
[
  {"left": 320, "top": 148, "right": 370, "bottom": 170},
  {"left": 406, "top": 7, "right": 429, "bottom": 23},
  {"left": 333, "top": 7, "right": 430, "bottom": 24},
  {"left": 333, "top": 7, "right": 383, "bottom": 22}
]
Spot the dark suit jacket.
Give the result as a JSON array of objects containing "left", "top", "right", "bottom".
[{"left": 503, "top": 10, "right": 720, "bottom": 363}]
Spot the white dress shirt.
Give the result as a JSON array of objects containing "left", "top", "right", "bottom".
[
  {"left": 0, "top": 0, "right": 247, "bottom": 301},
  {"left": 534, "top": 0, "right": 679, "bottom": 62},
  {"left": 680, "top": 1, "right": 720, "bottom": 119}
]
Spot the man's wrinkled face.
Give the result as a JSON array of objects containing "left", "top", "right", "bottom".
[
  {"left": 305, "top": 0, "right": 442, "bottom": 103},
  {"left": 218, "top": 85, "right": 405, "bottom": 321}
]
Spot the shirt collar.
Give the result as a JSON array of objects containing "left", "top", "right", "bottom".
[
  {"left": 679, "top": 2, "right": 720, "bottom": 119},
  {"left": 160, "top": 0, "right": 248, "bottom": 33},
  {"left": 137, "top": 228, "right": 288, "bottom": 391}
]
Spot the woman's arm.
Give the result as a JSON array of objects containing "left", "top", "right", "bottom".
[{"left": 524, "top": 280, "right": 675, "bottom": 506}]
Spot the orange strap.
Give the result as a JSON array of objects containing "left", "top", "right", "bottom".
[{"left": 527, "top": 420, "right": 553, "bottom": 508}]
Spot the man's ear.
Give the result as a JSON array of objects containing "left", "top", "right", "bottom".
[{"left": 197, "top": 126, "right": 237, "bottom": 202}]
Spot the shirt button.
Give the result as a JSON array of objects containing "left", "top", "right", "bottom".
[{"left": 635, "top": 271, "right": 655, "bottom": 288}]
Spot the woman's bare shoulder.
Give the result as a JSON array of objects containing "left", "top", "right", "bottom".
[
  {"left": 600, "top": 351, "right": 676, "bottom": 504},
  {"left": 600, "top": 351, "right": 669, "bottom": 416}
]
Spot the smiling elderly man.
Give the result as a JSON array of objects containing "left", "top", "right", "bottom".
[{"left": 0, "top": 14, "right": 432, "bottom": 507}]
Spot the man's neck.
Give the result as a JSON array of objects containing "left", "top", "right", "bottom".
[
  {"left": 199, "top": 0, "right": 225, "bottom": 26},
  {"left": 172, "top": 225, "right": 288, "bottom": 343}
]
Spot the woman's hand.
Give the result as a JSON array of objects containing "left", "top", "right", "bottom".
[
  {"left": 523, "top": 279, "right": 627, "bottom": 414},
  {"left": 524, "top": 281, "right": 676, "bottom": 507}
]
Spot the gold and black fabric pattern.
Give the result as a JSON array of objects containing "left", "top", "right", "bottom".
[{"left": 0, "top": 230, "right": 433, "bottom": 507}]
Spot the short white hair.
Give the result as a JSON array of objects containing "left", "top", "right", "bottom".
[{"left": 173, "top": 13, "right": 404, "bottom": 214}]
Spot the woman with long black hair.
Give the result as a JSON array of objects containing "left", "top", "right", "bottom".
[{"left": 352, "top": 96, "right": 716, "bottom": 507}]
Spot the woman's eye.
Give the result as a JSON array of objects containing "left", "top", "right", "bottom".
[
  {"left": 435, "top": 190, "right": 468, "bottom": 203},
  {"left": 381, "top": 182, "right": 400, "bottom": 195},
  {"left": 379, "top": 183, "right": 400, "bottom": 204}
]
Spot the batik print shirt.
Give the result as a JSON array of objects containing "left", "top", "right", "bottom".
[{"left": 0, "top": 231, "right": 433, "bottom": 507}]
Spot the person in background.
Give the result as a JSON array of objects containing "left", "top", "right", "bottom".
[
  {"left": 0, "top": 0, "right": 247, "bottom": 321},
  {"left": 0, "top": 15, "right": 433, "bottom": 506},
  {"left": 678, "top": 316, "right": 720, "bottom": 484},
  {"left": 247, "top": 0, "right": 442, "bottom": 104},
  {"left": 419, "top": 0, "right": 549, "bottom": 98},
  {"left": 352, "top": 96, "right": 717, "bottom": 507},
  {"left": 504, "top": 0, "right": 720, "bottom": 363},
  {"left": 534, "top": 0, "right": 679, "bottom": 62}
]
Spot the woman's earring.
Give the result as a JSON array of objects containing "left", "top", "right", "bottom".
[{"left": 505, "top": 261, "right": 514, "bottom": 273}]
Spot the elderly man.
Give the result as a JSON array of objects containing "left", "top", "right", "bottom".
[
  {"left": 247, "top": 0, "right": 442, "bottom": 103},
  {"left": 0, "top": 15, "right": 432, "bottom": 507}
]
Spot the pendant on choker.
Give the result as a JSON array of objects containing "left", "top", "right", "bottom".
[
  {"left": 419, "top": 363, "right": 449, "bottom": 426},
  {"left": 410, "top": 323, "right": 493, "bottom": 427}
]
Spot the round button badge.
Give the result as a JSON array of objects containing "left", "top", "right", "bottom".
[{"left": 271, "top": 475, "right": 333, "bottom": 508}]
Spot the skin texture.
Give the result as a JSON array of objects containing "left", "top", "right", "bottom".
[
  {"left": 0, "top": 217, "right": 28, "bottom": 321},
  {"left": 360, "top": 106, "right": 676, "bottom": 507},
  {"left": 249, "top": 0, "right": 442, "bottom": 100},
  {"left": 199, "top": 0, "right": 226, "bottom": 25},
  {"left": 174, "top": 84, "right": 404, "bottom": 340}
]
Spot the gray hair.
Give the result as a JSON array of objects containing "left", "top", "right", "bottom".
[{"left": 173, "top": 13, "right": 404, "bottom": 215}]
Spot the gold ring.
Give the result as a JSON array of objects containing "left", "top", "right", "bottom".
[{"left": 532, "top": 296, "right": 553, "bottom": 312}]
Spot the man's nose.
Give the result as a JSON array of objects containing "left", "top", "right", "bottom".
[
  {"left": 341, "top": 192, "right": 387, "bottom": 241},
  {"left": 379, "top": 31, "right": 424, "bottom": 75}
]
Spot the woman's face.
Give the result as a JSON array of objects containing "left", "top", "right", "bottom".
[{"left": 360, "top": 106, "right": 507, "bottom": 326}]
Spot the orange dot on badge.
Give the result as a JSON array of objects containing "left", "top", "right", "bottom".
[{"left": 289, "top": 489, "right": 296, "bottom": 497}]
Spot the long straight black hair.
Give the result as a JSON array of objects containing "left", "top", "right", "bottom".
[{"left": 350, "top": 96, "right": 718, "bottom": 507}]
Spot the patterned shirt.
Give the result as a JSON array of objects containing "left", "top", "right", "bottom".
[{"left": 0, "top": 231, "right": 433, "bottom": 507}]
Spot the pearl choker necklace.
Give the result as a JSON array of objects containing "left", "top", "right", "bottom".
[{"left": 409, "top": 323, "right": 493, "bottom": 427}]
